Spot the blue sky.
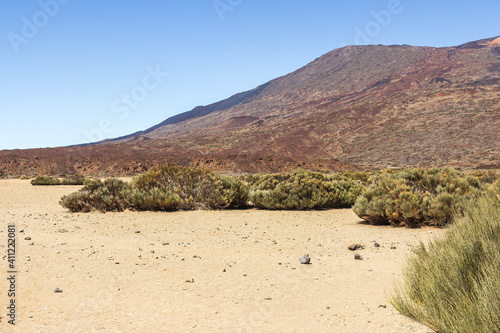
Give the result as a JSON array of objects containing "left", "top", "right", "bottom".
[{"left": 1, "top": 0, "right": 499, "bottom": 150}]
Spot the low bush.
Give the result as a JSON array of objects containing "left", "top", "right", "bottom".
[
  {"left": 60, "top": 166, "right": 249, "bottom": 212},
  {"left": 247, "top": 169, "right": 365, "bottom": 210},
  {"left": 353, "top": 168, "right": 483, "bottom": 227},
  {"left": 31, "top": 176, "right": 61, "bottom": 186},
  {"left": 61, "top": 174, "right": 86, "bottom": 185},
  {"left": 124, "top": 187, "right": 180, "bottom": 211},
  {"left": 130, "top": 166, "right": 248, "bottom": 210},
  {"left": 60, "top": 179, "right": 129, "bottom": 212},
  {"left": 31, "top": 174, "right": 86, "bottom": 186},
  {"left": 391, "top": 195, "right": 500, "bottom": 332}
]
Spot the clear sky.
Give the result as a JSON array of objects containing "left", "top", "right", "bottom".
[{"left": 1, "top": 0, "right": 499, "bottom": 150}]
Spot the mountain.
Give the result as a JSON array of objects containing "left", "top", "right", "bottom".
[{"left": 1, "top": 36, "right": 500, "bottom": 177}]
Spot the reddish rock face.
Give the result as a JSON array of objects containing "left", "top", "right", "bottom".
[{"left": 2, "top": 37, "right": 500, "bottom": 177}]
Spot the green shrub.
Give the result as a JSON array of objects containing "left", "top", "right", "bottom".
[
  {"left": 247, "top": 169, "right": 365, "bottom": 210},
  {"left": 31, "top": 176, "right": 61, "bottom": 186},
  {"left": 129, "top": 166, "right": 248, "bottom": 210},
  {"left": 60, "top": 179, "right": 129, "bottom": 212},
  {"left": 61, "top": 174, "right": 86, "bottom": 185},
  {"left": 124, "top": 187, "right": 180, "bottom": 211},
  {"left": 469, "top": 170, "right": 500, "bottom": 184},
  {"left": 391, "top": 195, "right": 500, "bottom": 332},
  {"left": 353, "top": 168, "right": 483, "bottom": 227}
]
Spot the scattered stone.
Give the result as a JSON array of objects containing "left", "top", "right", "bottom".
[
  {"left": 348, "top": 244, "right": 364, "bottom": 251},
  {"left": 57, "top": 229, "right": 68, "bottom": 233},
  {"left": 378, "top": 304, "right": 387, "bottom": 308},
  {"left": 354, "top": 253, "right": 363, "bottom": 260},
  {"left": 264, "top": 297, "right": 272, "bottom": 301},
  {"left": 19, "top": 229, "right": 24, "bottom": 233},
  {"left": 54, "top": 288, "right": 63, "bottom": 293},
  {"left": 391, "top": 246, "right": 397, "bottom": 249},
  {"left": 374, "top": 242, "right": 381, "bottom": 248},
  {"left": 299, "top": 254, "right": 311, "bottom": 264},
  {"left": 135, "top": 231, "right": 140, "bottom": 234},
  {"left": 25, "top": 237, "right": 32, "bottom": 240},
  {"left": 162, "top": 242, "right": 169, "bottom": 246},
  {"left": 29, "top": 242, "right": 34, "bottom": 246},
  {"left": 185, "top": 278, "right": 194, "bottom": 283}
]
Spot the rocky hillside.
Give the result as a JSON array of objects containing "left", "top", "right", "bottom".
[{"left": 1, "top": 36, "right": 500, "bottom": 177}]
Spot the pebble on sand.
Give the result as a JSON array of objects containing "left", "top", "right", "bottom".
[
  {"left": 348, "top": 244, "right": 364, "bottom": 251},
  {"left": 299, "top": 254, "right": 311, "bottom": 264},
  {"left": 54, "top": 288, "right": 63, "bottom": 293}
]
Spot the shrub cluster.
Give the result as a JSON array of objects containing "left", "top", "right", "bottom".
[
  {"left": 245, "top": 170, "right": 365, "bottom": 210},
  {"left": 60, "top": 166, "right": 249, "bottom": 212},
  {"left": 60, "top": 167, "right": 365, "bottom": 212},
  {"left": 31, "top": 174, "right": 86, "bottom": 186},
  {"left": 353, "top": 168, "right": 483, "bottom": 227},
  {"left": 31, "top": 176, "right": 61, "bottom": 186},
  {"left": 392, "top": 195, "right": 500, "bottom": 332}
]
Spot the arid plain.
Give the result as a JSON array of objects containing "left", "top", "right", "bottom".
[{"left": 0, "top": 180, "right": 440, "bottom": 332}]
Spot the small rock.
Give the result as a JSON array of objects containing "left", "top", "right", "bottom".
[
  {"left": 378, "top": 304, "right": 387, "bottom": 308},
  {"left": 391, "top": 246, "right": 397, "bottom": 249},
  {"left": 54, "top": 288, "right": 63, "bottom": 293},
  {"left": 29, "top": 242, "right": 34, "bottom": 246},
  {"left": 354, "top": 253, "right": 363, "bottom": 260},
  {"left": 348, "top": 244, "right": 364, "bottom": 251},
  {"left": 19, "top": 229, "right": 24, "bottom": 233},
  {"left": 185, "top": 278, "right": 194, "bottom": 283},
  {"left": 299, "top": 254, "right": 311, "bottom": 264},
  {"left": 264, "top": 297, "right": 272, "bottom": 301},
  {"left": 135, "top": 231, "right": 140, "bottom": 234},
  {"left": 25, "top": 237, "right": 32, "bottom": 241},
  {"left": 374, "top": 242, "right": 380, "bottom": 248}
]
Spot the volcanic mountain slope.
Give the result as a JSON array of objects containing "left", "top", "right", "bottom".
[
  {"left": 116, "top": 36, "right": 500, "bottom": 167},
  {"left": 1, "top": 36, "right": 500, "bottom": 177}
]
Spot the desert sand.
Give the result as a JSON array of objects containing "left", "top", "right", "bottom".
[{"left": 0, "top": 180, "right": 439, "bottom": 333}]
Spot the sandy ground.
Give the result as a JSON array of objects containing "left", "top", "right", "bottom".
[{"left": 0, "top": 180, "right": 440, "bottom": 333}]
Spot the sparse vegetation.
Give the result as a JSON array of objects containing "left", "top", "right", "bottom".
[
  {"left": 353, "top": 168, "right": 483, "bottom": 227},
  {"left": 392, "top": 195, "right": 500, "bottom": 332}
]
